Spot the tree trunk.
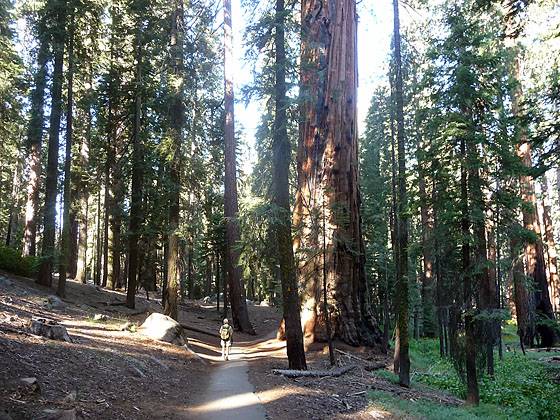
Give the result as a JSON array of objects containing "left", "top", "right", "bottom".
[
  {"left": 503, "top": 0, "right": 556, "bottom": 347},
  {"left": 541, "top": 176, "right": 559, "bottom": 314},
  {"left": 273, "top": 0, "right": 307, "bottom": 370},
  {"left": 94, "top": 189, "right": 102, "bottom": 285},
  {"left": 58, "top": 14, "right": 75, "bottom": 297},
  {"left": 37, "top": 3, "right": 67, "bottom": 287},
  {"left": 223, "top": 0, "right": 254, "bottom": 334},
  {"left": 75, "top": 104, "right": 92, "bottom": 284},
  {"left": 418, "top": 173, "right": 435, "bottom": 337},
  {"left": 126, "top": 26, "right": 144, "bottom": 309},
  {"left": 460, "top": 135, "right": 479, "bottom": 405},
  {"left": 295, "top": 0, "right": 381, "bottom": 347},
  {"left": 164, "top": 0, "right": 185, "bottom": 320},
  {"left": 392, "top": 0, "right": 410, "bottom": 387},
  {"left": 22, "top": 37, "right": 49, "bottom": 257}
]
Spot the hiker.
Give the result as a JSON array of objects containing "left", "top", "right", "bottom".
[{"left": 219, "top": 318, "right": 233, "bottom": 360}]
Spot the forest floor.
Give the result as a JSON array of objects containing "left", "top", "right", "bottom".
[{"left": 4, "top": 271, "right": 556, "bottom": 419}]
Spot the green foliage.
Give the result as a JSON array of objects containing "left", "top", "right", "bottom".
[
  {"left": 369, "top": 390, "right": 512, "bottom": 419},
  {"left": 0, "top": 246, "right": 40, "bottom": 277},
  {"left": 407, "top": 338, "right": 560, "bottom": 419}
]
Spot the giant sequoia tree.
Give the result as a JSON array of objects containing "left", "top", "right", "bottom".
[{"left": 295, "top": 0, "right": 381, "bottom": 347}]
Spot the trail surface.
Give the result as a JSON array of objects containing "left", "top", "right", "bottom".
[{"left": 188, "top": 356, "right": 267, "bottom": 419}]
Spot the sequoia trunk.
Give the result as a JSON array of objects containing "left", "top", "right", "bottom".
[{"left": 295, "top": 0, "right": 381, "bottom": 347}]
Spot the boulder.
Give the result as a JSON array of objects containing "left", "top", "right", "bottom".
[
  {"left": 138, "top": 313, "right": 186, "bottom": 346},
  {"left": 93, "top": 314, "right": 108, "bottom": 322},
  {"left": 29, "top": 318, "right": 72, "bottom": 342}
]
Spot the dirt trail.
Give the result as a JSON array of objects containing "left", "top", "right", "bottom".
[{"left": 186, "top": 330, "right": 283, "bottom": 419}]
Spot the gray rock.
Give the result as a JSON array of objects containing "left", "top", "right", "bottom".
[
  {"left": 29, "top": 318, "right": 72, "bottom": 342},
  {"left": 138, "top": 313, "right": 186, "bottom": 345}
]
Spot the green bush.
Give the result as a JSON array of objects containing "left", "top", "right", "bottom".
[
  {"left": 0, "top": 246, "right": 40, "bottom": 277},
  {"left": 408, "top": 338, "right": 560, "bottom": 420}
]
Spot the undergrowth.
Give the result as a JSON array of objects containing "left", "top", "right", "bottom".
[
  {"left": 371, "top": 328, "right": 560, "bottom": 419},
  {"left": 0, "top": 246, "right": 40, "bottom": 277}
]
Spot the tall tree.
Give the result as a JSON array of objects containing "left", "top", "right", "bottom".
[
  {"left": 126, "top": 21, "right": 144, "bottom": 309},
  {"left": 392, "top": 0, "right": 410, "bottom": 387},
  {"left": 164, "top": 0, "right": 185, "bottom": 321},
  {"left": 503, "top": 0, "right": 557, "bottom": 347},
  {"left": 272, "top": 0, "right": 307, "bottom": 370},
  {"left": 22, "top": 25, "right": 49, "bottom": 257},
  {"left": 58, "top": 9, "right": 75, "bottom": 297},
  {"left": 223, "top": 0, "right": 254, "bottom": 334},
  {"left": 295, "top": 0, "right": 381, "bottom": 346},
  {"left": 37, "top": 0, "right": 67, "bottom": 287}
]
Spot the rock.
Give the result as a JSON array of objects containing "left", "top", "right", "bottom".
[
  {"left": 93, "top": 314, "right": 108, "bottom": 322},
  {"left": 202, "top": 296, "right": 213, "bottom": 304},
  {"left": 46, "top": 295, "right": 65, "bottom": 309},
  {"left": 19, "top": 377, "right": 40, "bottom": 394},
  {"left": 138, "top": 313, "right": 186, "bottom": 345},
  {"left": 41, "top": 409, "right": 77, "bottom": 420},
  {"left": 29, "top": 318, "right": 72, "bottom": 342},
  {"left": 260, "top": 300, "right": 270, "bottom": 307}
]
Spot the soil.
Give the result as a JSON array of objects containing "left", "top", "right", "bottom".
[{"left": 0, "top": 271, "right": 463, "bottom": 419}]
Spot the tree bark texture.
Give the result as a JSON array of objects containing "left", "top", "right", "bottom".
[
  {"left": 164, "top": 0, "right": 185, "bottom": 319},
  {"left": 295, "top": 0, "right": 381, "bottom": 347},
  {"left": 223, "top": 0, "right": 254, "bottom": 334}
]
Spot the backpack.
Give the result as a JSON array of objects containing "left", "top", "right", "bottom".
[{"left": 220, "top": 325, "right": 231, "bottom": 341}]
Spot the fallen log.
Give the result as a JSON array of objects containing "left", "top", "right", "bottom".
[{"left": 272, "top": 364, "right": 356, "bottom": 378}]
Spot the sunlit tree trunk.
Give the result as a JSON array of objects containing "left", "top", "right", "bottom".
[
  {"left": 503, "top": 0, "right": 556, "bottom": 347},
  {"left": 295, "top": 0, "right": 381, "bottom": 347},
  {"left": 223, "top": 0, "right": 254, "bottom": 334},
  {"left": 22, "top": 36, "right": 49, "bottom": 257}
]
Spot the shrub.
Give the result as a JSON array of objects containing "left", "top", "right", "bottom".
[{"left": 0, "top": 246, "right": 40, "bottom": 277}]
